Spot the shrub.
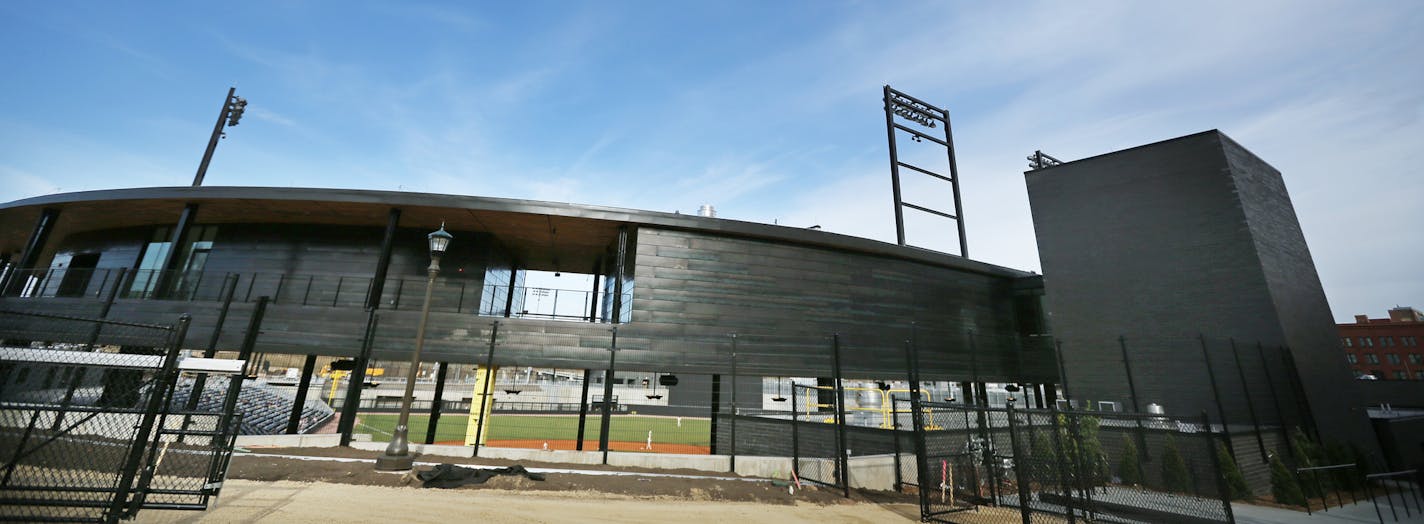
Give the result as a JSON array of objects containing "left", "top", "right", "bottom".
[
  {"left": 1161, "top": 435, "right": 1190, "bottom": 492},
  {"left": 1119, "top": 435, "right": 1142, "bottom": 486},
  {"left": 1217, "top": 442, "right": 1251, "bottom": 500},
  {"left": 1270, "top": 453, "right": 1306, "bottom": 506}
]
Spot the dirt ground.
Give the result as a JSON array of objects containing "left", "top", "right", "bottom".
[
  {"left": 131, "top": 447, "right": 921, "bottom": 523},
  {"left": 464, "top": 438, "right": 711, "bottom": 454},
  {"left": 136, "top": 480, "right": 920, "bottom": 523}
]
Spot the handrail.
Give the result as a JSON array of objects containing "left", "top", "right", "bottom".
[{"left": 0, "top": 265, "right": 630, "bottom": 323}]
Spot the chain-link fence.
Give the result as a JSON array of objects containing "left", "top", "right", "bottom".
[{"left": 0, "top": 310, "right": 244, "bottom": 523}]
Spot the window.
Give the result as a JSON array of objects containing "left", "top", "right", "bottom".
[
  {"left": 1366, "top": 353, "right": 1380, "bottom": 364},
  {"left": 1343, "top": 337, "right": 1353, "bottom": 347},
  {"left": 1388, "top": 354, "right": 1401, "bottom": 365},
  {"left": 1416, "top": 371, "right": 1424, "bottom": 380},
  {"left": 1347, "top": 354, "right": 1358, "bottom": 364},
  {"left": 1362, "top": 337, "right": 1374, "bottom": 347},
  {"left": 1410, "top": 354, "right": 1422, "bottom": 365},
  {"left": 1382, "top": 336, "right": 1395, "bottom": 347},
  {"left": 1395, "top": 371, "right": 1408, "bottom": 380}
]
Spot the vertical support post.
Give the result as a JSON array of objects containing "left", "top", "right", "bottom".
[
  {"left": 1007, "top": 402, "right": 1032, "bottom": 524},
  {"left": 905, "top": 336, "right": 930, "bottom": 519},
  {"left": 942, "top": 102, "right": 968, "bottom": 258},
  {"left": 792, "top": 382, "right": 801, "bottom": 482},
  {"left": 286, "top": 354, "right": 318, "bottom": 434},
  {"left": 830, "top": 333, "right": 849, "bottom": 496},
  {"left": 155, "top": 204, "right": 198, "bottom": 299},
  {"left": 1256, "top": 342, "right": 1295, "bottom": 460},
  {"left": 424, "top": 362, "right": 448, "bottom": 445},
  {"left": 576, "top": 369, "right": 592, "bottom": 450},
  {"left": 1281, "top": 347, "right": 1320, "bottom": 441},
  {"left": 4, "top": 208, "right": 59, "bottom": 295},
  {"left": 339, "top": 309, "right": 378, "bottom": 447},
  {"left": 1049, "top": 403, "right": 1076, "bottom": 523},
  {"left": 503, "top": 265, "right": 518, "bottom": 318},
  {"left": 111, "top": 314, "right": 190, "bottom": 521},
  {"left": 600, "top": 327, "right": 618, "bottom": 465},
  {"left": 730, "top": 333, "right": 739, "bottom": 474},
  {"left": 709, "top": 374, "right": 721, "bottom": 455},
  {"left": 473, "top": 322, "right": 498, "bottom": 456},
  {"left": 610, "top": 226, "right": 628, "bottom": 323},
  {"left": 588, "top": 258, "right": 602, "bottom": 322},
  {"left": 891, "top": 396, "right": 903, "bottom": 491},
  {"left": 882, "top": 85, "right": 907, "bottom": 246},
  {"left": 1119, "top": 336, "right": 1150, "bottom": 470},
  {"left": 52, "top": 267, "right": 129, "bottom": 431},
  {"left": 1199, "top": 334, "right": 1235, "bottom": 458},
  {"left": 1054, "top": 339, "right": 1070, "bottom": 400},
  {"left": 192, "top": 87, "right": 234, "bottom": 186},
  {"left": 1230, "top": 338, "right": 1269, "bottom": 463},
  {"left": 1202, "top": 411, "right": 1238, "bottom": 524},
  {"left": 366, "top": 208, "right": 401, "bottom": 310}
]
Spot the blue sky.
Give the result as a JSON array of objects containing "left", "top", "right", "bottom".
[{"left": 1, "top": 1, "right": 1420, "bottom": 322}]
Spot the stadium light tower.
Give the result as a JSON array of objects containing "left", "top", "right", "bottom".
[
  {"left": 192, "top": 87, "right": 248, "bottom": 186},
  {"left": 376, "top": 223, "right": 453, "bottom": 471}
]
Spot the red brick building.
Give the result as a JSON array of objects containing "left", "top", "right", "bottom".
[{"left": 1341, "top": 306, "right": 1424, "bottom": 380}]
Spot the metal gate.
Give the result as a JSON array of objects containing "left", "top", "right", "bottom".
[
  {"left": 791, "top": 383, "right": 848, "bottom": 494},
  {"left": 0, "top": 310, "right": 246, "bottom": 523}
]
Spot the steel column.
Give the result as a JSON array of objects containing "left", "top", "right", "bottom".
[
  {"left": 424, "top": 362, "right": 448, "bottom": 445},
  {"left": 4, "top": 208, "right": 59, "bottom": 296},
  {"left": 1256, "top": 342, "right": 1295, "bottom": 460},
  {"left": 600, "top": 327, "right": 618, "bottom": 464},
  {"left": 365, "top": 208, "right": 401, "bottom": 310},
  {"left": 1199, "top": 334, "right": 1235, "bottom": 458},
  {"left": 286, "top": 354, "right": 318, "bottom": 434},
  {"left": 155, "top": 204, "right": 198, "bottom": 299},
  {"left": 576, "top": 369, "right": 592, "bottom": 450},
  {"left": 709, "top": 374, "right": 720, "bottom": 455},
  {"left": 339, "top": 309, "right": 378, "bottom": 446},
  {"left": 883, "top": 85, "right": 907, "bottom": 246},
  {"left": 729, "top": 334, "right": 738, "bottom": 473},
  {"left": 473, "top": 321, "right": 499, "bottom": 456},
  {"left": 830, "top": 333, "right": 849, "bottom": 497},
  {"left": 1230, "top": 338, "right": 1268, "bottom": 463},
  {"left": 192, "top": 87, "right": 235, "bottom": 187}
]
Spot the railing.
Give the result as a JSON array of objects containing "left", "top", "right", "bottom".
[{"left": 0, "top": 266, "right": 628, "bottom": 323}]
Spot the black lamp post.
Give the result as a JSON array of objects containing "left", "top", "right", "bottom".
[{"left": 376, "top": 223, "right": 453, "bottom": 471}]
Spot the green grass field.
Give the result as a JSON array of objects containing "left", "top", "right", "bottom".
[{"left": 356, "top": 413, "right": 711, "bottom": 446}]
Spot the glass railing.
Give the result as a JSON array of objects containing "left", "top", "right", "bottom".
[{"left": 0, "top": 266, "right": 630, "bottom": 323}]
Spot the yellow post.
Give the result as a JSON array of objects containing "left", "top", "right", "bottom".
[{"left": 463, "top": 365, "right": 498, "bottom": 446}]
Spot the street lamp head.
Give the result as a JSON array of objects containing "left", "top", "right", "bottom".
[{"left": 428, "top": 222, "right": 453, "bottom": 257}]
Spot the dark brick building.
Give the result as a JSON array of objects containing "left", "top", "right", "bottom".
[
  {"left": 1024, "top": 130, "right": 1376, "bottom": 458},
  {"left": 1341, "top": 307, "right": 1424, "bottom": 380}
]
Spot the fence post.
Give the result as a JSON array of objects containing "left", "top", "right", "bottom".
[
  {"left": 1119, "top": 337, "right": 1150, "bottom": 476},
  {"left": 904, "top": 336, "right": 930, "bottom": 520},
  {"left": 1007, "top": 401, "right": 1032, "bottom": 524},
  {"left": 1201, "top": 410, "right": 1237, "bottom": 524},
  {"left": 792, "top": 383, "right": 801, "bottom": 485},
  {"left": 892, "top": 396, "right": 903, "bottom": 492},
  {"left": 1049, "top": 404, "right": 1076, "bottom": 524},
  {"left": 830, "top": 333, "right": 849, "bottom": 496},
  {"left": 730, "top": 333, "right": 739, "bottom": 474}
]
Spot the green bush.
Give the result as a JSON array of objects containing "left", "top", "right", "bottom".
[
  {"left": 1270, "top": 453, "right": 1306, "bottom": 506},
  {"left": 1161, "top": 435, "right": 1190, "bottom": 492},
  {"left": 1119, "top": 435, "right": 1142, "bottom": 486},
  {"left": 1217, "top": 442, "right": 1251, "bottom": 500}
]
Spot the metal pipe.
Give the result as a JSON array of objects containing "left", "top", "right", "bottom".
[
  {"left": 376, "top": 251, "right": 443, "bottom": 470},
  {"left": 1230, "top": 338, "right": 1269, "bottom": 463},
  {"left": 424, "top": 362, "right": 448, "bottom": 445},
  {"left": 192, "top": 87, "right": 235, "bottom": 186}
]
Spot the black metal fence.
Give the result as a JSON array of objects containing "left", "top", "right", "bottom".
[
  {"left": 791, "top": 383, "right": 847, "bottom": 493},
  {"left": 0, "top": 310, "right": 244, "bottom": 523},
  {"left": 900, "top": 400, "right": 1235, "bottom": 523}
]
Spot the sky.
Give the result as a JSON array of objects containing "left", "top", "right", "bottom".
[{"left": 1, "top": 1, "right": 1420, "bottom": 322}]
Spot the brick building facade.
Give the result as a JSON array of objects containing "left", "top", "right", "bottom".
[{"left": 1341, "top": 307, "right": 1424, "bottom": 380}]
